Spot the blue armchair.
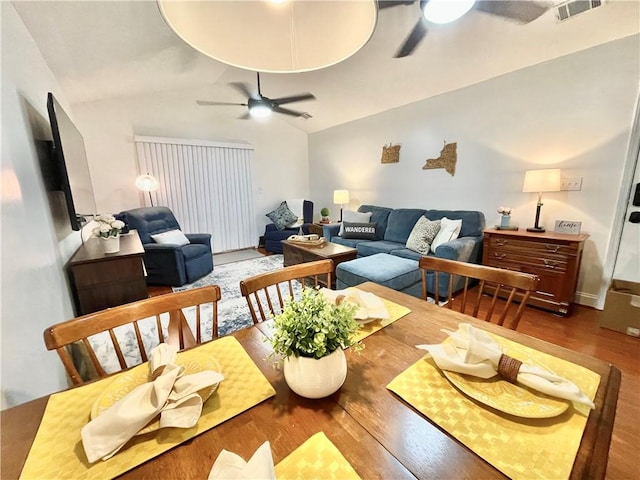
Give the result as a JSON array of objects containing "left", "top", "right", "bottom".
[
  {"left": 264, "top": 200, "right": 314, "bottom": 254},
  {"left": 118, "top": 207, "right": 213, "bottom": 286}
]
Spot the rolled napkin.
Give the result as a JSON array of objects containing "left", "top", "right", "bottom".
[
  {"left": 321, "top": 288, "right": 389, "bottom": 321},
  {"left": 82, "top": 343, "right": 224, "bottom": 463},
  {"left": 417, "top": 323, "right": 595, "bottom": 409},
  {"left": 209, "top": 441, "right": 275, "bottom": 480}
]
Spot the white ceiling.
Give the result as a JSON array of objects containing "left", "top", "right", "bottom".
[{"left": 12, "top": 0, "right": 640, "bottom": 134}]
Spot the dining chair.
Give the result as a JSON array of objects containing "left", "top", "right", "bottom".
[
  {"left": 419, "top": 256, "right": 539, "bottom": 330},
  {"left": 43, "top": 285, "right": 221, "bottom": 386},
  {"left": 240, "top": 259, "right": 333, "bottom": 323}
]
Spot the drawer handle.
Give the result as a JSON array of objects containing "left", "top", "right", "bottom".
[
  {"left": 496, "top": 239, "right": 508, "bottom": 246},
  {"left": 493, "top": 252, "right": 506, "bottom": 260},
  {"left": 543, "top": 259, "right": 559, "bottom": 269},
  {"left": 545, "top": 244, "right": 560, "bottom": 253}
]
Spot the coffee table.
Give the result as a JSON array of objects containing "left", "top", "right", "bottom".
[{"left": 282, "top": 240, "right": 357, "bottom": 288}]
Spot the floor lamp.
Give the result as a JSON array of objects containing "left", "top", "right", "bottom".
[
  {"left": 135, "top": 174, "right": 159, "bottom": 207},
  {"left": 333, "top": 189, "right": 350, "bottom": 222},
  {"left": 522, "top": 169, "right": 561, "bottom": 233}
]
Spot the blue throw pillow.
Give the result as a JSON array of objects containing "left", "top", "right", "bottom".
[
  {"left": 342, "top": 222, "right": 377, "bottom": 240},
  {"left": 266, "top": 201, "right": 298, "bottom": 230}
]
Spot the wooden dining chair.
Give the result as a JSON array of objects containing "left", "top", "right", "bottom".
[
  {"left": 240, "top": 259, "right": 333, "bottom": 324},
  {"left": 419, "top": 256, "right": 539, "bottom": 330},
  {"left": 43, "top": 285, "right": 221, "bottom": 386}
]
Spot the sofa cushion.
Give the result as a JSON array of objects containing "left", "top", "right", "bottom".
[
  {"left": 390, "top": 248, "right": 424, "bottom": 261},
  {"left": 266, "top": 201, "right": 298, "bottom": 230},
  {"left": 357, "top": 240, "right": 402, "bottom": 257},
  {"left": 425, "top": 210, "right": 485, "bottom": 238},
  {"left": 342, "top": 222, "right": 377, "bottom": 240},
  {"left": 384, "top": 209, "right": 427, "bottom": 244},
  {"left": 357, "top": 205, "right": 393, "bottom": 240},
  {"left": 331, "top": 237, "right": 372, "bottom": 249},
  {"left": 336, "top": 254, "right": 421, "bottom": 292},
  {"left": 406, "top": 216, "right": 441, "bottom": 254},
  {"left": 339, "top": 210, "right": 372, "bottom": 235}
]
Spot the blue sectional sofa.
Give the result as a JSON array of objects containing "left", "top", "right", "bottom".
[{"left": 322, "top": 205, "right": 486, "bottom": 298}]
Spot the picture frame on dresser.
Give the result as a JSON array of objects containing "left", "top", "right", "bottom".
[{"left": 482, "top": 228, "right": 589, "bottom": 316}]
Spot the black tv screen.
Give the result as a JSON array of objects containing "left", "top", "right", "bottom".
[{"left": 46, "top": 92, "right": 97, "bottom": 230}]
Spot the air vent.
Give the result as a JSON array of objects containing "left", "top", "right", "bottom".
[{"left": 555, "top": 0, "right": 603, "bottom": 21}]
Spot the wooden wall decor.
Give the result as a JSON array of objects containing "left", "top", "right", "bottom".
[
  {"left": 381, "top": 143, "right": 400, "bottom": 164},
  {"left": 422, "top": 141, "right": 457, "bottom": 176}
]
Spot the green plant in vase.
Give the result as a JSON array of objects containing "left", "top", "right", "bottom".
[{"left": 320, "top": 207, "right": 330, "bottom": 223}]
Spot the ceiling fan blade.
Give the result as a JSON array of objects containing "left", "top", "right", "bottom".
[
  {"left": 228, "top": 82, "right": 254, "bottom": 99},
  {"left": 272, "top": 93, "right": 316, "bottom": 105},
  {"left": 395, "top": 17, "right": 428, "bottom": 58},
  {"left": 273, "top": 106, "right": 307, "bottom": 117},
  {"left": 378, "top": 0, "right": 416, "bottom": 9},
  {"left": 196, "top": 100, "right": 247, "bottom": 106},
  {"left": 475, "top": 0, "right": 549, "bottom": 23}
]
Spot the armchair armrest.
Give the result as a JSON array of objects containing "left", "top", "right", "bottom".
[
  {"left": 433, "top": 236, "right": 483, "bottom": 263},
  {"left": 322, "top": 223, "right": 341, "bottom": 239},
  {"left": 185, "top": 233, "right": 211, "bottom": 247},
  {"left": 142, "top": 244, "right": 187, "bottom": 286}
]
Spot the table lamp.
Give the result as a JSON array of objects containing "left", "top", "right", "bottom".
[
  {"left": 522, "top": 169, "right": 561, "bottom": 233},
  {"left": 135, "top": 174, "right": 160, "bottom": 207},
  {"left": 333, "top": 189, "right": 350, "bottom": 222}
]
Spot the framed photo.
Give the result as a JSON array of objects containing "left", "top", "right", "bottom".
[{"left": 554, "top": 220, "right": 582, "bottom": 234}]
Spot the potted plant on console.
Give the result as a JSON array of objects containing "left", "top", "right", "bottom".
[
  {"left": 320, "top": 207, "right": 331, "bottom": 223},
  {"left": 92, "top": 214, "right": 125, "bottom": 253},
  {"left": 270, "top": 288, "right": 359, "bottom": 399}
]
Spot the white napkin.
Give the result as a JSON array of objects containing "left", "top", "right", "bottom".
[
  {"left": 417, "top": 323, "right": 595, "bottom": 409},
  {"left": 82, "top": 344, "right": 224, "bottom": 463},
  {"left": 321, "top": 288, "right": 389, "bottom": 321},
  {"left": 209, "top": 441, "right": 275, "bottom": 480}
]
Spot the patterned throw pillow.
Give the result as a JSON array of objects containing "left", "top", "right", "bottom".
[
  {"left": 406, "top": 216, "right": 441, "bottom": 254},
  {"left": 266, "top": 201, "right": 298, "bottom": 230},
  {"left": 342, "top": 222, "right": 377, "bottom": 240}
]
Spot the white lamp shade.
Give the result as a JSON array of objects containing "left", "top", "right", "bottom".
[
  {"left": 333, "top": 190, "right": 350, "bottom": 205},
  {"left": 522, "top": 169, "right": 561, "bottom": 193},
  {"left": 157, "top": 1, "right": 377, "bottom": 73},
  {"left": 135, "top": 174, "right": 159, "bottom": 193}
]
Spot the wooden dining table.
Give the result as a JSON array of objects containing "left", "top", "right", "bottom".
[{"left": 1, "top": 282, "right": 621, "bottom": 479}]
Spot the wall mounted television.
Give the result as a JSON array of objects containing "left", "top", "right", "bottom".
[{"left": 46, "top": 92, "right": 97, "bottom": 231}]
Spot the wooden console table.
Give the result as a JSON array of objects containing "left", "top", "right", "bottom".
[
  {"left": 67, "top": 231, "right": 147, "bottom": 315},
  {"left": 482, "top": 228, "right": 588, "bottom": 315}
]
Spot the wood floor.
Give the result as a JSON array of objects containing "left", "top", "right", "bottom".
[{"left": 153, "top": 250, "right": 640, "bottom": 478}]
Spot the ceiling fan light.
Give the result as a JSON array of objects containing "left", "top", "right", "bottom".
[
  {"left": 422, "top": 0, "right": 476, "bottom": 24},
  {"left": 249, "top": 104, "right": 272, "bottom": 118}
]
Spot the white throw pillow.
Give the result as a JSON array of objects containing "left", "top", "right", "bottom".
[
  {"left": 339, "top": 210, "right": 373, "bottom": 236},
  {"left": 406, "top": 216, "right": 441, "bottom": 254},
  {"left": 430, "top": 217, "right": 463, "bottom": 253},
  {"left": 151, "top": 229, "right": 190, "bottom": 246},
  {"left": 285, "top": 198, "right": 305, "bottom": 228}
]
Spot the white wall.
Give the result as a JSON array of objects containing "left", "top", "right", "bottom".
[
  {"left": 309, "top": 35, "right": 640, "bottom": 308},
  {"left": 72, "top": 89, "right": 309, "bottom": 239},
  {"left": 1, "top": 3, "right": 85, "bottom": 408}
]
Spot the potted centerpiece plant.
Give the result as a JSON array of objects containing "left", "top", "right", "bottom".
[
  {"left": 270, "top": 288, "right": 359, "bottom": 399},
  {"left": 93, "top": 214, "right": 125, "bottom": 253},
  {"left": 320, "top": 207, "right": 330, "bottom": 223}
]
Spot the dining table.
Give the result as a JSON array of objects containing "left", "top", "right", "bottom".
[{"left": 1, "top": 282, "right": 620, "bottom": 479}]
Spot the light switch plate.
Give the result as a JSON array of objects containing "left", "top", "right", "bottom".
[{"left": 561, "top": 177, "right": 583, "bottom": 191}]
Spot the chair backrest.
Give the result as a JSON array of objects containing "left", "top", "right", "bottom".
[
  {"left": 120, "top": 206, "right": 181, "bottom": 244},
  {"left": 419, "top": 256, "right": 539, "bottom": 330},
  {"left": 43, "top": 286, "right": 221, "bottom": 385},
  {"left": 240, "top": 260, "right": 333, "bottom": 323}
]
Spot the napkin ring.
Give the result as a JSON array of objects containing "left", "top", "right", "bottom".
[{"left": 497, "top": 354, "right": 522, "bottom": 383}]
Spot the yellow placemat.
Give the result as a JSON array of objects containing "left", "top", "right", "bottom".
[
  {"left": 387, "top": 330, "right": 600, "bottom": 480},
  {"left": 275, "top": 432, "right": 360, "bottom": 480},
  {"left": 350, "top": 289, "right": 411, "bottom": 344},
  {"left": 20, "top": 336, "right": 276, "bottom": 480}
]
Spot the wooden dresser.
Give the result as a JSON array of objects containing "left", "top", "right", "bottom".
[
  {"left": 67, "top": 230, "right": 148, "bottom": 315},
  {"left": 482, "top": 228, "right": 589, "bottom": 316}
]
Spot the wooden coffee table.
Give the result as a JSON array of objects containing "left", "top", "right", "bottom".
[{"left": 282, "top": 240, "right": 357, "bottom": 288}]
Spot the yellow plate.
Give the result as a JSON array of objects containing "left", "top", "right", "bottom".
[
  {"left": 91, "top": 349, "right": 222, "bottom": 435},
  {"left": 443, "top": 370, "right": 569, "bottom": 418}
]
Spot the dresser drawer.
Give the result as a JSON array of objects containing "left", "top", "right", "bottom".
[
  {"left": 487, "top": 236, "right": 577, "bottom": 258},
  {"left": 486, "top": 248, "right": 568, "bottom": 273}
]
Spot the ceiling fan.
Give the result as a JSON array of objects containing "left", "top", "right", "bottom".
[
  {"left": 380, "top": 0, "right": 551, "bottom": 58},
  {"left": 197, "top": 73, "right": 316, "bottom": 120}
]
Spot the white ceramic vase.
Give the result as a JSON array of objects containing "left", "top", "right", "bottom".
[
  {"left": 101, "top": 234, "right": 120, "bottom": 253},
  {"left": 283, "top": 348, "right": 347, "bottom": 399}
]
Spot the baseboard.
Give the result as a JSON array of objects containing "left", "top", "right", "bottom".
[{"left": 575, "top": 291, "right": 600, "bottom": 310}]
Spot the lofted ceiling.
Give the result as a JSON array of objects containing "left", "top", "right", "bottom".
[{"left": 12, "top": 0, "right": 640, "bottom": 134}]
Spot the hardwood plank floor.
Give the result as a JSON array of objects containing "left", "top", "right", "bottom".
[{"left": 149, "top": 251, "right": 639, "bottom": 478}]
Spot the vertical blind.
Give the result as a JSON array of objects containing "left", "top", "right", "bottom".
[{"left": 134, "top": 136, "right": 256, "bottom": 253}]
